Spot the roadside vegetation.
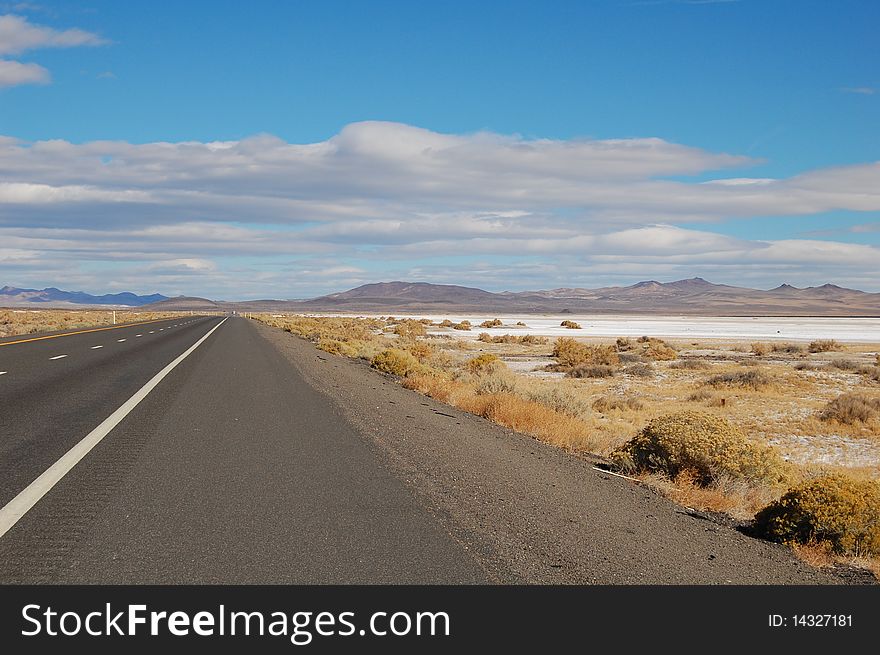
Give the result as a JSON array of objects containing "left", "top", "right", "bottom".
[
  {"left": 0, "top": 309, "right": 186, "bottom": 339},
  {"left": 253, "top": 313, "right": 880, "bottom": 577}
]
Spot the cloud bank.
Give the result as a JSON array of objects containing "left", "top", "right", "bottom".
[{"left": 1, "top": 121, "right": 878, "bottom": 297}]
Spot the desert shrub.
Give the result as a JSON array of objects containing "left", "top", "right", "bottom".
[
  {"left": 480, "top": 318, "right": 503, "bottom": 328},
  {"left": 520, "top": 334, "right": 549, "bottom": 345},
  {"left": 466, "top": 353, "right": 503, "bottom": 374},
  {"left": 772, "top": 342, "right": 804, "bottom": 354},
  {"left": 624, "top": 363, "right": 654, "bottom": 377},
  {"left": 753, "top": 474, "right": 880, "bottom": 555},
  {"left": 370, "top": 349, "right": 422, "bottom": 377},
  {"left": 476, "top": 333, "right": 548, "bottom": 345},
  {"left": 477, "top": 332, "right": 493, "bottom": 343},
  {"left": 439, "top": 319, "right": 454, "bottom": 327},
  {"left": 593, "top": 396, "right": 643, "bottom": 413},
  {"left": 751, "top": 342, "right": 770, "bottom": 356},
  {"left": 524, "top": 386, "right": 591, "bottom": 418},
  {"left": 393, "top": 319, "right": 427, "bottom": 339},
  {"left": 641, "top": 338, "right": 677, "bottom": 361},
  {"left": 452, "top": 321, "right": 472, "bottom": 331},
  {"left": 552, "top": 338, "right": 619, "bottom": 368},
  {"left": 824, "top": 359, "right": 858, "bottom": 371},
  {"left": 610, "top": 411, "right": 789, "bottom": 486},
  {"left": 670, "top": 359, "right": 711, "bottom": 370},
  {"left": 474, "top": 370, "right": 519, "bottom": 395},
  {"left": 809, "top": 339, "right": 842, "bottom": 353},
  {"left": 819, "top": 393, "right": 880, "bottom": 425},
  {"left": 560, "top": 320, "right": 582, "bottom": 329},
  {"left": 408, "top": 341, "right": 434, "bottom": 360},
  {"left": 567, "top": 364, "right": 617, "bottom": 378},
  {"left": 619, "top": 352, "right": 647, "bottom": 363},
  {"left": 705, "top": 369, "right": 772, "bottom": 390},
  {"left": 418, "top": 318, "right": 433, "bottom": 325},
  {"left": 794, "top": 362, "right": 819, "bottom": 371},
  {"left": 615, "top": 337, "right": 633, "bottom": 351},
  {"left": 516, "top": 321, "right": 527, "bottom": 326},
  {"left": 687, "top": 389, "right": 714, "bottom": 402}
]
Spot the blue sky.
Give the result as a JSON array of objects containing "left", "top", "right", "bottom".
[{"left": 0, "top": 0, "right": 878, "bottom": 298}]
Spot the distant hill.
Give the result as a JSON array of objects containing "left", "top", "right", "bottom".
[
  {"left": 0, "top": 285, "right": 168, "bottom": 308},
  {"left": 277, "top": 278, "right": 880, "bottom": 316}
]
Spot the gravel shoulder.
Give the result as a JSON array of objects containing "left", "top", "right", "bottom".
[{"left": 256, "top": 323, "right": 852, "bottom": 585}]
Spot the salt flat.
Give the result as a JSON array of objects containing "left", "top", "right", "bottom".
[{"left": 314, "top": 313, "right": 880, "bottom": 343}]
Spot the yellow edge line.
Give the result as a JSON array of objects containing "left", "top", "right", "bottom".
[{"left": 0, "top": 317, "right": 181, "bottom": 348}]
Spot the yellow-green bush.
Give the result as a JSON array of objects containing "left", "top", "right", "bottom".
[
  {"left": 611, "top": 411, "right": 789, "bottom": 486},
  {"left": 466, "top": 353, "right": 502, "bottom": 374},
  {"left": 552, "top": 338, "right": 619, "bottom": 369},
  {"left": 753, "top": 474, "right": 880, "bottom": 555},
  {"left": 370, "top": 349, "right": 422, "bottom": 377},
  {"left": 393, "top": 320, "right": 427, "bottom": 339}
]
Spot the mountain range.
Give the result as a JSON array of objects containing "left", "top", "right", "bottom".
[
  {"left": 139, "top": 278, "right": 880, "bottom": 316},
  {"left": 0, "top": 285, "right": 168, "bottom": 308}
]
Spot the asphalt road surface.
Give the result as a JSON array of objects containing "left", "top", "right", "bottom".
[{"left": 0, "top": 317, "right": 850, "bottom": 583}]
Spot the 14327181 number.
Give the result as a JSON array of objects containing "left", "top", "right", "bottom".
[{"left": 769, "top": 614, "right": 853, "bottom": 627}]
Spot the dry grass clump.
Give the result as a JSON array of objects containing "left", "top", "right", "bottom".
[
  {"left": 480, "top": 318, "right": 503, "bottom": 328},
  {"left": 670, "top": 359, "right": 711, "bottom": 370},
  {"left": 687, "top": 389, "right": 714, "bottom": 403},
  {"left": 611, "top": 411, "right": 790, "bottom": 487},
  {"left": 474, "top": 370, "right": 520, "bottom": 395},
  {"left": 617, "top": 335, "right": 677, "bottom": 361},
  {"left": 551, "top": 337, "right": 619, "bottom": 369},
  {"left": 370, "top": 349, "right": 423, "bottom": 377},
  {"left": 567, "top": 364, "right": 617, "bottom": 378},
  {"left": 623, "top": 363, "right": 654, "bottom": 378},
  {"left": 753, "top": 474, "right": 880, "bottom": 555},
  {"left": 560, "top": 320, "right": 582, "bottom": 329},
  {"left": 393, "top": 319, "right": 427, "bottom": 339},
  {"left": 824, "top": 358, "right": 859, "bottom": 372},
  {"left": 641, "top": 469, "right": 776, "bottom": 520},
  {"left": 705, "top": 369, "right": 773, "bottom": 390},
  {"left": 466, "top": 353, "right": 503, "bottom": 374},
  {"left": 407, "top": 341, "right": 435, "bottom": 361},
  {"left": 819, "top": 393, "right": 880, "bottom": 425},
  {"left": 477, "top": 332, "right": 548, "bottom": 345},
  {"left": 751, "top": 342, "right": 770, "bottom": 356},
  {"left": 809, "top": 339, "right": 842, "bottom": 353},
  {"left": 593, "top": 395, "right": 643, "bottom": 413},
  {"left": 522, "top": 385, "right": 591, "bottom": 418},
  {"left": 452, "top": 320, "right": 472, "bottom": 331},
  {"left": 439, "top": 319, "right": 454, "bottom": 327},
  {"left": 773, "top": 342, "right": 805, "bottom": 354}
]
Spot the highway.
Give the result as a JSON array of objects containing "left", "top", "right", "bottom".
[{"left": 0, "top": 316, "right": 848, "bottom": 584}]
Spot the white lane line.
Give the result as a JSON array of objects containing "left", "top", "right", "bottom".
[
  {"left": 0, "top": 371, "right": 7, "bottom": 376},
  {"left": 0, "top": 317, "right": 228, "bottom": 539},
  {"left": 49, "top": 355, "right": 68, "bottom": 360},
  {"left": 136, "top": 334, "right": 142, "bottom": 337},
  {"left": 117, "top": 339, "right": 126, "bottom": 342},
  {"left": 91, "top": 345, "right": 103, "bottom": 349}
]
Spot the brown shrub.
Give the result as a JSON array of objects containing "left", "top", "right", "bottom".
[
  {"left": 705, "top": 369, "right": 773, "bottom": 390},
  {"left": 408, "top": 341, "right": 434, "bottom": 360},
  {"left": 466, "top": 353, "right": 503, "bottom": 374},
  {"left": 480, "top": 318, "right": 502, "bottom": 328},
  {"left": 615, "top": 337, "right": 633, "bottom": 351},
  {"left": 611, "top": 411, "right": 789, "bottom": 486},
  {"left": 393, "top": 320, "right": 427, "bottom": 339},
  {"left": 624, "top": 363, "right": 654, "bottom": 378},
  {"left": 567, "top": 364, "right": 617, "bottom": 378},
  {"left": 819, "top": 393, "right": 880, "bottom": 425},
  {"left": 593, "top": 396, "right": 644, "bottom": 412},
  {"left": 370, "top": 349, "right": 422, "bottom": 377},
  {"left": 439, "top": 319, "right": 454, "bottom": 327},
  {"left": 753, "top": 474, "right": 880, "bottom": 555},
  {"left": 552, "top": 338, "right": 619, "bottom": 368},
  {"left": 751, "top": 342, "right": 770, "bottom": 356},
  {"left": 560, "top": 320, "right": 582, "bottom": 329},
  {"left": 809, "top": 339, "right": 842, "bottom": 353},
  {"left": 477, "top": 332, "right": 493, "bottom": 343},
  {"left": 670, "top": 359, "right": 711, "bottom": 370},
  {"left": 452, "top": 321, "right": 472, "bottom": 331}
]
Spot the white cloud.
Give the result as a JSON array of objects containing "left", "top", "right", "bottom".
[
  {"left": 0, "top": 56, "right": 45, "bottom": 86},
  {"left": 0, "top": 13, "right": 106, "bottom": 88},
  {"left": 0, "top": 121, "right": 879, "bottom": 296}
]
